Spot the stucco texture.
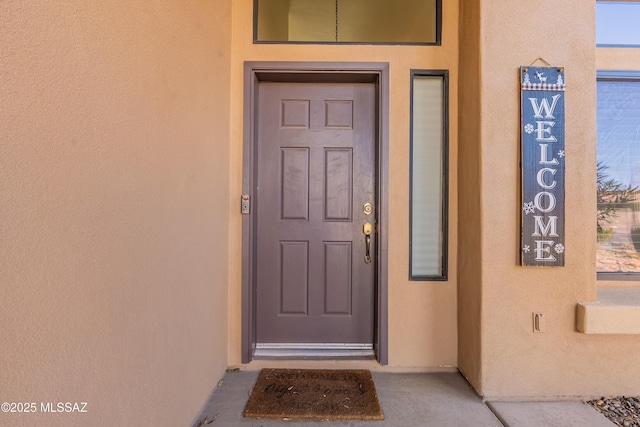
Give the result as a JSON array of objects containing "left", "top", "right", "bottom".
[
  {"left": 5, "top": 0, "right": 638, "bottom": 417},
  {"left": 1, "top": 1, "right": 231, "bottom": 426}
]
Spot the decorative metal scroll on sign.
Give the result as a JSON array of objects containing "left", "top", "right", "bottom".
[{"left": 521, "top": 66, "right": 565, "bottom": 266}]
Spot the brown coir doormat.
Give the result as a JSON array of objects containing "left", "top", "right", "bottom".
[{"left": 243, "top": 368, "right": 384, "bottom": 421}]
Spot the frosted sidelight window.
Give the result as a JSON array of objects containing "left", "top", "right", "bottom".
[
  {"left": 255, "top": 0, "right": 440, "bottom": 44},
  {"left": 410, "top": 71, "right": 448, "bottom": 280}
]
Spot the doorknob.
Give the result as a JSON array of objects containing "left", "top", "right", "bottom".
[{"left": 363, "top": 223, "right": 373, "bottom": 264}]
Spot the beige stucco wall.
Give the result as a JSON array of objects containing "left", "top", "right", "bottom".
[
  {"left": 227, "top": 0, "right": 460, "bottom": 369},
  {"left": 597, "top": 48, "right": 640, "bottom": 72},
  {"left": 1, "top": 2, "right": 231, "bottom": 426},
  {"left": 459, "top": 0, "right": 640, "bottom": 398},
  {"left": 6, "top": 1, "right": 635, "bottom": 418},
  {"left": 457, "top": 0, "right": 483, "bottom": 389}
]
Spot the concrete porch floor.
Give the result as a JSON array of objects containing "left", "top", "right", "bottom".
[{"left": 192, "top": 363, "right": 612, "bottom": 427}]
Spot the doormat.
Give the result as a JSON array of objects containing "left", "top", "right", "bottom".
[{"left": 243, "top": 368, "right": 384, "bottom": 421}]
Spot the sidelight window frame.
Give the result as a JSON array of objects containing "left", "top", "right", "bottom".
[
  {"left": 596, "top": 70, "right": 640, "bottom": 280},
  {"left": 409, "top": 70, "right": 449, "bottom": 281}
]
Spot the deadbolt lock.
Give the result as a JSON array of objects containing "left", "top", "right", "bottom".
[{"left": 363, "top": 202, "right": 373, "bottom": 215}]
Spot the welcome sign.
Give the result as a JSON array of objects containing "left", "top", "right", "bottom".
[{"left": 521, "top": 66, "right": 565, "bottom": 266}]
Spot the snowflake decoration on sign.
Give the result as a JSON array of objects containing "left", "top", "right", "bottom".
[
  {"left": 555, "top": 243, "right": 565, "bottom": 254},
  {"left": 524, "top": 123, "right": 535, "bottom": 134},
  {"left": 523, "top": 245, "right": 531, "bottom": 253},
  {"left": 558, "top": 150, "right": 565, "bottom": 158},
  {"left": 523, "top": 202, "right": 535, "bottom": 215}
]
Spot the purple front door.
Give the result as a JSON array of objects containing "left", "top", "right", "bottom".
[{"left": 255, "top": 82, "right": 376, "bottom": 348}]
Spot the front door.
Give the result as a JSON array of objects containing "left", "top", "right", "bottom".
[{"left": 255, "top": 81, "right": 376, "bottom": 352}]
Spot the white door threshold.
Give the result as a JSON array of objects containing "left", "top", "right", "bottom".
[{"left": 254, "top": 343, "right": 375, "bottom": 359}]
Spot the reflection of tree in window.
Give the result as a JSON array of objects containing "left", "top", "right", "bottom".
[
  {"left": 597, "top": 162, "right": 638, "bottom": 237},
  {"left": 596, "top": 78, "right": 640, "bottom": 273}
]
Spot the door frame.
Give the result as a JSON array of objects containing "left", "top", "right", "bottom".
[{"left": 241, "top": 62, "right": 389, "bottom": 364}]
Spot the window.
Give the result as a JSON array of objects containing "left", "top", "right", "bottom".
[
  {"left": 596, "top": 72, "right": 640, "bottom": 277},
  {"left": 255, "top": 0, "right": 440, "bottom": 44},
  {"left": 410, "top": 70, "right": 448, "bottom": 280},
  {"left": 597, "top": 1, "right": 640, "bottom": 47}
]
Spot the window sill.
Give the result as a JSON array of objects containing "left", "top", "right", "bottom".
[{"left": 577, "top": 288, "right": 640, "bottom": 334}]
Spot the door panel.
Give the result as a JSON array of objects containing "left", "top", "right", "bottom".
[
  {"left": 256, "top": 82, "right": 376, "bottom": 345},
  {"left": 281, "top": 147, "right": 310, "bottom": 220},
  {"left": 324, "top": 241, "right": 353, "bottom": 315},
  {"left": 280, "top": 241, "right": 309, "bottom": 315},
  {"left": 324, "top": 148, "right": 353, "bottom": 221}
]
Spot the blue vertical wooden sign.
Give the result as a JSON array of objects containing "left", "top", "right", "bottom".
[{"left": 521, "top": 66, "right": 565, "bottom": 266}]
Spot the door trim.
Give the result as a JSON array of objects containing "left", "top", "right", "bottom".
[{"left": 241, "top": 62, "right": 389, "bottom": 364}]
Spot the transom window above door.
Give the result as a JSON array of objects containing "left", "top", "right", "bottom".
[{"left": 254, "top": 0, "right": 440, "bottom": 44}]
